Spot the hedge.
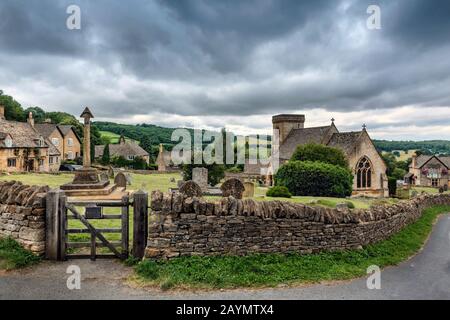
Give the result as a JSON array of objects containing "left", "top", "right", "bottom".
[{"left": 275, "top": 160, "right": 353, "bottom": 197}]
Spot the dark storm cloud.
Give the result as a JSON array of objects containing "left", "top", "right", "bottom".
[{"left": 0, "top": 0, "right": 449, "bottom": 134}]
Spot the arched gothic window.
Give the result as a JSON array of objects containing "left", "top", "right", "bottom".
[{"left": 357, "top": 157, "right": 372, "bottom": 189}]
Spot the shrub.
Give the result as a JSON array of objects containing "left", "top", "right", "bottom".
[
  {"left": 291, "top": 143, "right": 348, "bottom": 168},
  {"left": 266, "top": 186, "right": 292, "bottom": 198},
  {"left": 345, "top": 201, "right": 355, "bottom": 209},
  {"left": 274, "top": 161, "right": 353, "bottom": 197},
  {"left": 388, "top": 177, "right": 397, "bottom": 196}
]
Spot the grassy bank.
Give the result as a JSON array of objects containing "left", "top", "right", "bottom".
[
  {"left": 134, "top": 205, "right": 450, "bottom": 290},
  {"left": 0, "top": 237, "right": 41, "bottom": 270}
]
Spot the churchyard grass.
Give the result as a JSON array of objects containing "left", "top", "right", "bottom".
[
  {"left": 0, "top": 237, "right": 41, "bottom": 270},
  {"left": 134, "top": 205, "right": 450, "bottom": 289}
]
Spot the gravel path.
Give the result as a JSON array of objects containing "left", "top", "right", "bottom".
[{"left": 1, "top": 214, "right": 450, "bottom": 300}]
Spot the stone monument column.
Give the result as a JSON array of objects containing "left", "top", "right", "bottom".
[{"left": 81, "top": 108, "right": 93, "bottom": 168}]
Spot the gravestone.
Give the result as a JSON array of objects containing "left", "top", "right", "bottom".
[
  {"left": 192, "top": 167, "right": 208, "bottom": 191},
  {"left": 114, "top": 172, "right": 127, "bottom": 189},
  {"left": 243, "top": 182, "right": 255, "bottom": 198},
  {"left": 177, "top": 180, "right": 185, "bottom": 188},
  {"left": 221, "top": 178, "right": 245, "bottom": 199},
  {"left": 125, "top": 173, "right": 132, "bottom": 185},
  {"left": 179, "top": 180, "right": 203, "bottom": 198},
  {"left": 99, "top": 172, "right": 109, "bottom": 182},
  {"left": 108, "top": 166, "right": 115, "bottom": 178}
]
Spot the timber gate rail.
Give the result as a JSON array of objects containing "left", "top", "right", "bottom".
[{"left": 45, "top": 189, "right": 148, "bottom": 261}]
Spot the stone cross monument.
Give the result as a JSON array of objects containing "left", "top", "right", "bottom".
[
  {"left": 61, "top": 107, "right": 107, "bottom": 191},
  {"left": 81, "top": 107, "right": 94, "bottom": 168}
]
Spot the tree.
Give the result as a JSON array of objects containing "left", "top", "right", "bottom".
[
  {"left": 101, "top": 144, "right": 110, "bottom": 165},
  {"left": 24, "top": 106, "right": 46, "bottom": 123},
  {"left": 392, "top": 168, "right": 406, "bottom": 180},
  {"left": 291, "top": 143, "right": 348, "bottom": 168},
  {"left": 275, "top": 161, "right": 353, "bottom": 197},
  {"left": 381, "top": 153, "right": 397, "bottom": 176},
  {"left": 0, "top": 90, "right": 25, "bottom": 121}
]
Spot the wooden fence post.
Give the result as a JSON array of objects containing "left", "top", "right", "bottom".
[
  {"left": 133, "top": 190, "right": 148, "bottom": 260},
  {"left": 45, "top": 189, "right": 64, "bottom": 260}
]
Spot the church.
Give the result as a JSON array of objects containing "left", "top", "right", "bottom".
[{"left": 246, "top": 114, "right": 389, "bottom": 198}]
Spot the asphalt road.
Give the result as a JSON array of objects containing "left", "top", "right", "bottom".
[{"left": 1, "top": 214, "right": 450, "bottom": 300}]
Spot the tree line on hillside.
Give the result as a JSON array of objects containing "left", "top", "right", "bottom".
[{"left": 374, "top": 140, "right": 450, "bottom": 155}]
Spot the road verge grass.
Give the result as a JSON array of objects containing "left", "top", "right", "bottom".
[
  {"left": 0, "top": 237, "right": 41, "bottom": 270},
  {"left": 134, "top": 205, "right": 450, "bottom": 290}
]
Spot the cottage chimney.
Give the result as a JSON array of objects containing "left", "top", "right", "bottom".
[
  {"left": 0, "top": 105, "right": 4, "bottom": 120},
  {"left": 411, "top": 154, "right": 417, "bottom": 169},
  {"left": 159, "top": 143, "right": 164, "bottom": 154},
  {"left": 27, "top": 111, "right": 34, "bottom": 128}
]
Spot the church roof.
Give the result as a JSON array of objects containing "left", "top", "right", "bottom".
[
  {"left": 279, "top": 125, "right": 332, "bottom": 160},
  {"left": 327, "top": 131, "right": 363, "bottom": 155}
]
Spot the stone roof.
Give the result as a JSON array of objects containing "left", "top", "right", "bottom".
[
  {"left": 34, "top": 123, "right": 58, "bottom": 138},
  {"left": 95, "top": 141, "right": 149, "bottom": 159},
  {"left": 414, "top": 155, "right": 432, "bottom": 168},
  {"left": 278, "top": 126, "right": 332, "bottom": 160},
  {"left": 34, "top": 123, "right": 80, "bottom": 142},
  {"left": 414, "top": 155, "right": 450, "bottom": 169},
  {"left": 0, "top": 118, "right": 48, "bottom": 149},
  {"left": 327, "top": 131, "right": 363, "bottom": 155}
]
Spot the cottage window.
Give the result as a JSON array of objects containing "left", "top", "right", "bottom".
[
  {"left": 39, "top": 159, "right": 44, "bottom": 166},
  {"left": 68, "top": 138, "right": 74, "bottom": 146},
  {"left": 357, "top": 157, "right": 372, "bottom": 189},
  {"left": 67, "top": 151, "right": 74, "bottom": 159},
  {"left": 128, "top": 155, "right": 135, "bottom": 160},
  {"left": 51, "top": 138, "right": 59, "bottom": 146},
  {"left": 431, "top": 178, "right": 439, "bottom": 187},
  {"left": 7, "top": 158, "right": 16, "bottom": 167}
]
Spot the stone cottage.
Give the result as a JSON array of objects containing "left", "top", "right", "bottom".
[
  {"left": 248, "top": 114, "right": 389, "bottom": 197},
  {"left": 0, "top": 106, "right": 60, "bottom": 172},
  {"left": 34, "top": 121, "right": 81, "bottom": 161},
  {"left": 95, "top": 135, "right": 150, "bottom": 164},
  {"left": 406, "top": 155, "right": 450, "bottom": 188}
]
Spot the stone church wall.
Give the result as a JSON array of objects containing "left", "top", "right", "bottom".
[
  {"left": 145, "top": 191, "right": 450, "bottom": 259},
  {"left": 0, "top": 181, "right": 49, "bottom": 254}
]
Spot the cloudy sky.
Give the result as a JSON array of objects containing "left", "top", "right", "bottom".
[{"left": 0, "top": 0, "right": 449, "bottom": 140}]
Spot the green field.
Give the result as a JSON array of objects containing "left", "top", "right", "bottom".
[
  {"left": 382, "top": 149, "right": 416, "bottom": 161},
  {"left": 99, "top": 131, "right": 138, "bottom": 144}
]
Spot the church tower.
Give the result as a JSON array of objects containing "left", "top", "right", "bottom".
[{"left": 272, "top": 114, "right": 305, "bottom": 145}]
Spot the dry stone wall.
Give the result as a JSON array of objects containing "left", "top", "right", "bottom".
[
  {"left": 145, "top": 191, "right": 450, "bottom": 259},
  {"left": 0, "top": 181, "right": 49, "bottom": 254}
]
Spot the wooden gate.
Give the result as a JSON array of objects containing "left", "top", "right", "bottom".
[
  {"left": 46, "top": 189, "right": 148, "bottom": 261},
  {"left": 63, "top": 197, "right": 129, "bottom": 260}
]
